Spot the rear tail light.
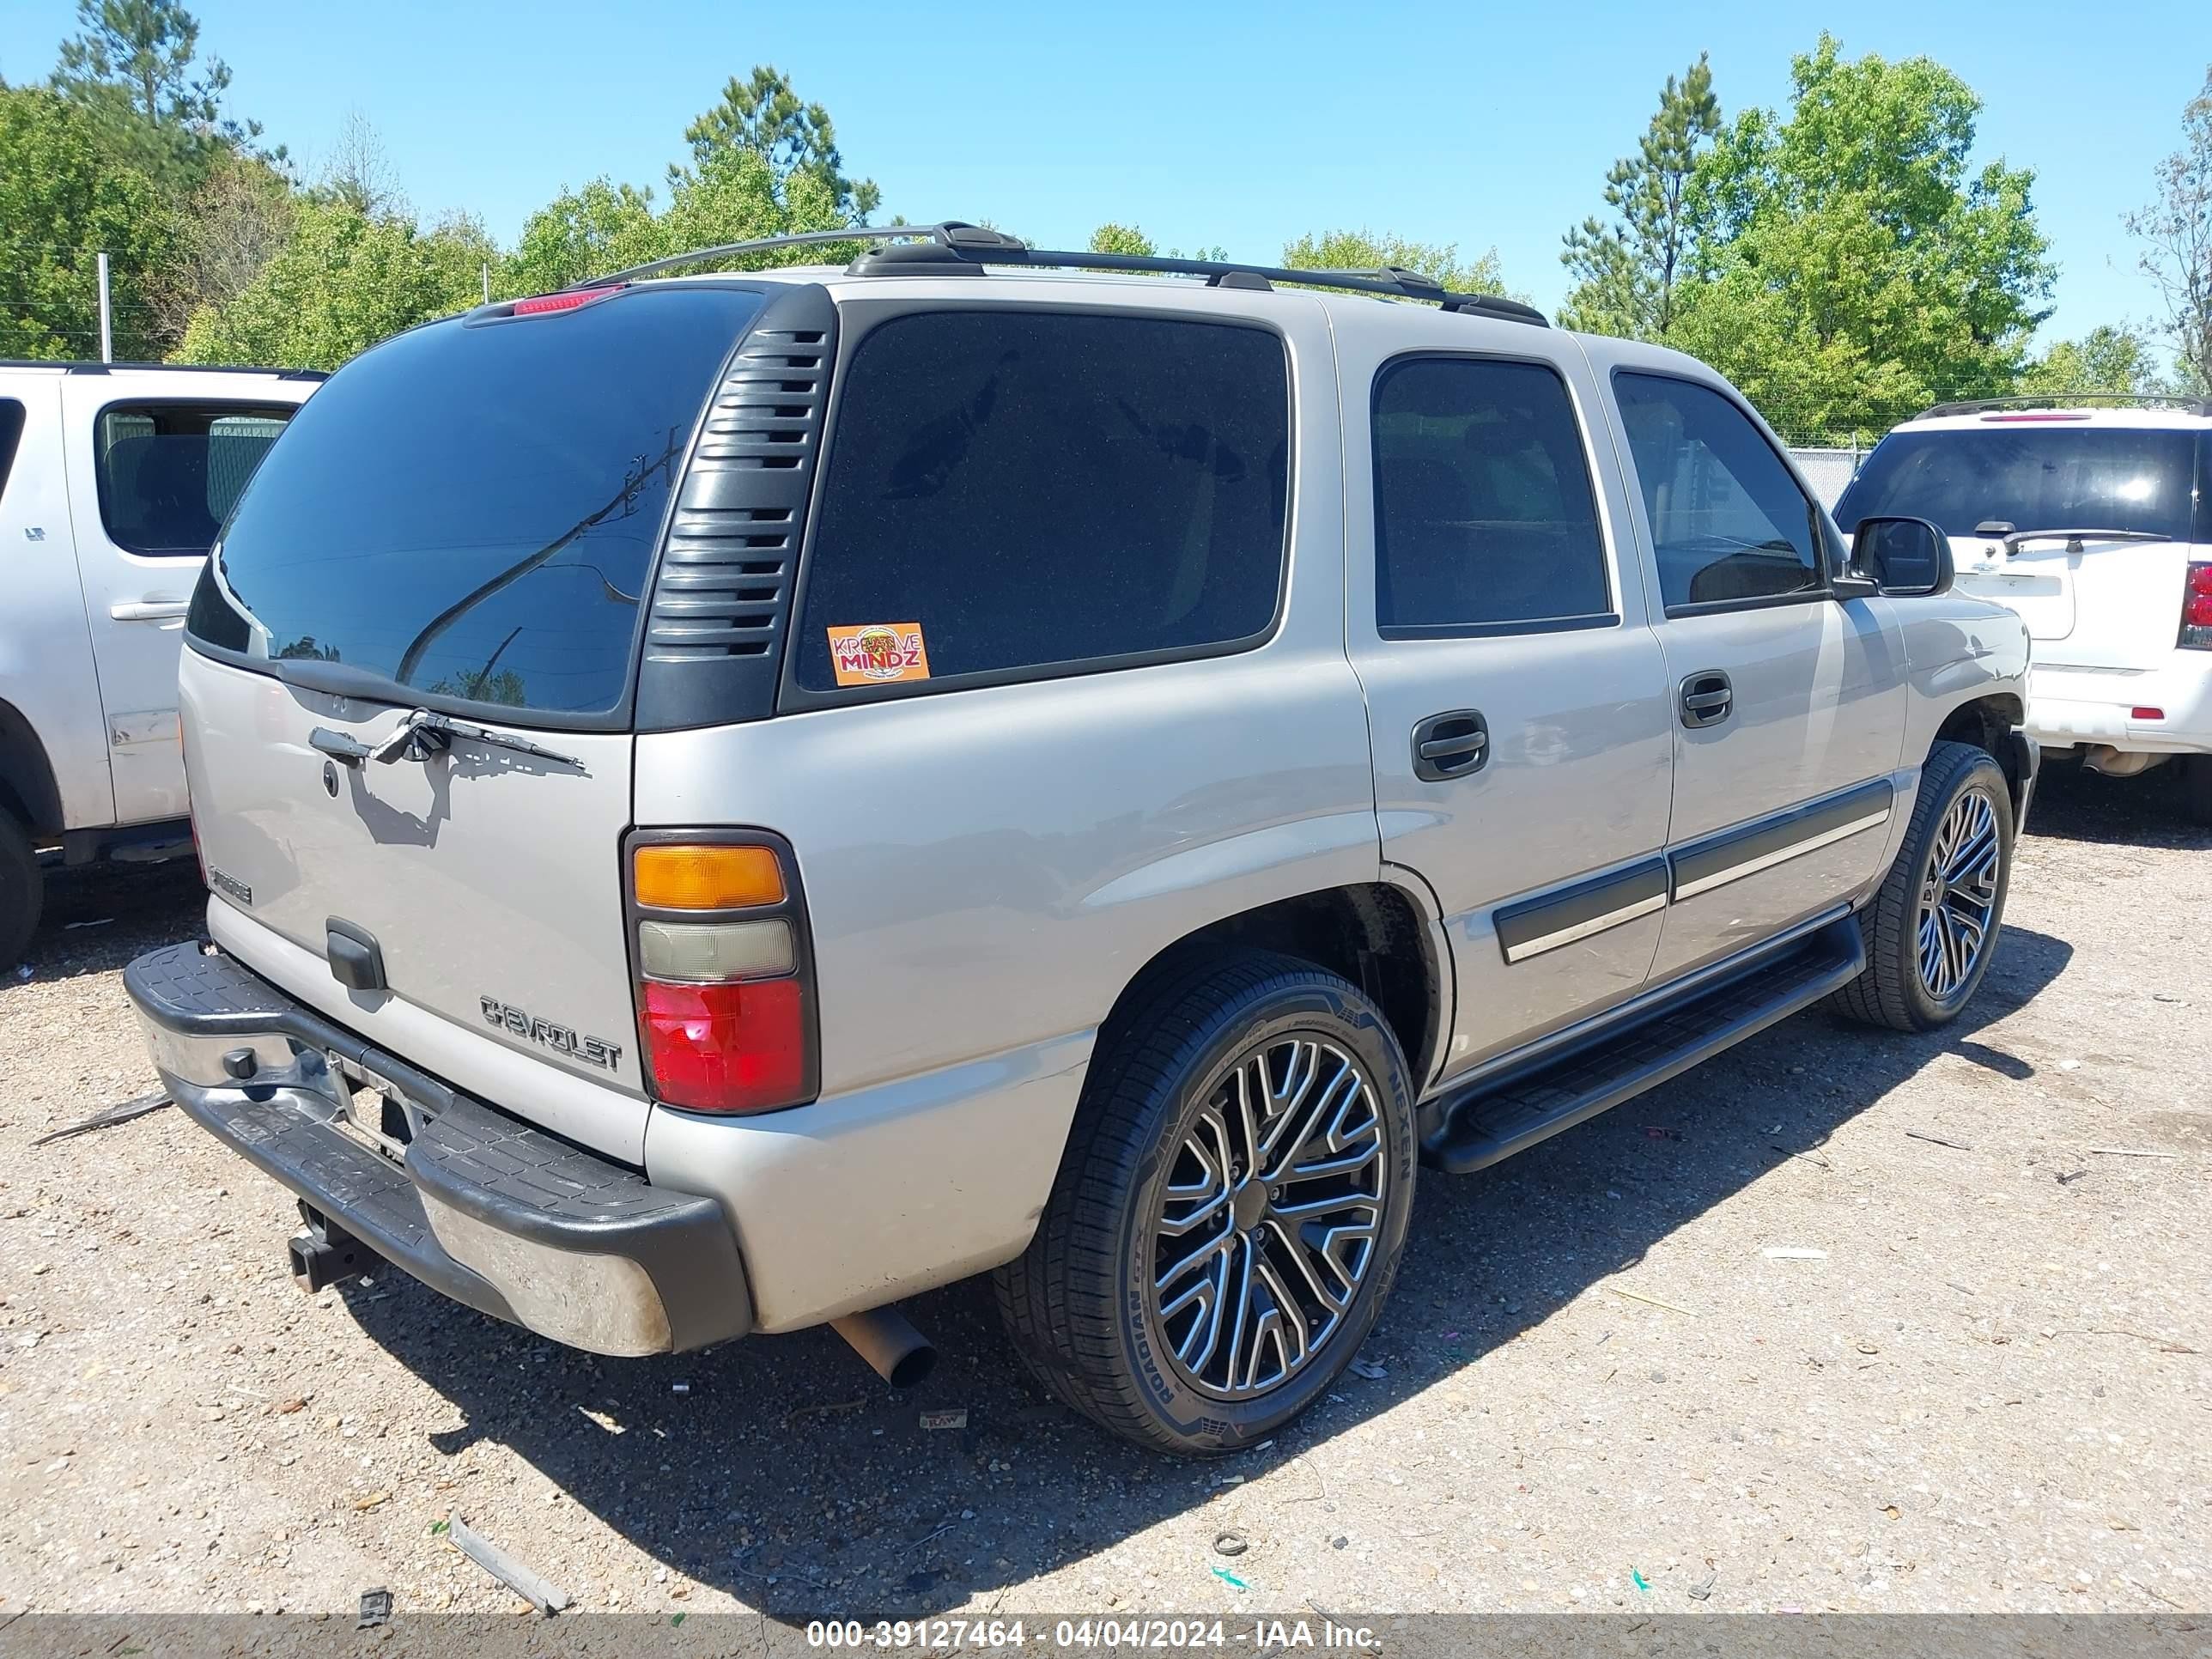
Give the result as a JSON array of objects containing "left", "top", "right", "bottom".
[
  {"left": 628, "top": 836, "right": 815, "bottom": 1114},
  {"left": 2183, "top": 563, "right": 2212, "bottom": 650}
]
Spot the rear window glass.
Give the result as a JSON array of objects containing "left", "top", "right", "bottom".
[
  {"left": 1837, "top": 426, "right": 2203, "bottom": 543},
  {"left": 0, "top": 398, "right": 23, "bottom": 505},
  {"left": 96, "top": 402, "right": 294, "bottom": 556},
  {"left": 793, "top": 310, "right": 1289, "bottom": 692},
  {"left": 190, "top": 287, "right": 759, "bottom": 714}
]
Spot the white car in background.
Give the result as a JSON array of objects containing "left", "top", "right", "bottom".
[
  {"left": 0, "top": 360, "right": 319, "bottom": 963},
  {"left": 1837, "top": 396, "right": 2212, "bottom": 825}
]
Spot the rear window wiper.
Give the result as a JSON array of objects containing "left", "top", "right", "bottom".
[
  {"left": 277, "top": 658, "right": 582, "bottom": 769},
  {"left": 1974, "top": 522, "right": 2171, "bottom": 555},
  {"left": 368, "top": 708, "right": 581, "bottom": 769}
]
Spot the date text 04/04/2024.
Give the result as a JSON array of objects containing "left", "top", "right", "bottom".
[{"left": 804, "top": 1620, "right": 1382, "bottom": 1650}]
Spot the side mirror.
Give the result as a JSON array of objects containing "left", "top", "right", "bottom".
[{"left": 1849, "top": 514, "right": 1954, "bottom": 598}]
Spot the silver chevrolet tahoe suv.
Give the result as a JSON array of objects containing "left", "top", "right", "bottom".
[{"left": 125, "top": 223, "right": 2036, "bottom": 1455}]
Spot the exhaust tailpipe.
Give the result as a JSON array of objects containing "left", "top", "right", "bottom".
[
  {"left": 830, "top": 1307, "right": 936, "bottom": 1389},
  {"left": 2081, "top": 745, "right": 2168, "bottom": 779}
]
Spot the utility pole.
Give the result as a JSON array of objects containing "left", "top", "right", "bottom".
[
  {"left": 482, "top": 262, "right": 490, "bottom": 304},
  {"left": 96, "top": 251, "right": 112, "bottom": 363}
]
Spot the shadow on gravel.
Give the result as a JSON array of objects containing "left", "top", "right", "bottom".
[
  {"left": 15, "top": 859, "right": 205, "bottom": 986},
  {"left": 2022, "top": 757, "right": 2210, "bottom": 850},
  {"left": 326, "top": 921, "right": 2074, "bottom": 1622}
]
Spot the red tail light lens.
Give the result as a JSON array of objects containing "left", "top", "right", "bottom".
[
  {"left": 2184, "top": 563, "right": 2212, "bottom": 649},
  {"left": 641, "top": 978, "right": 808, "bottom": 1113},
  {"left": 510, "top": 283, "right": 625, "bottom": 316},
  {"left": 629, "top": 834, "right": 817, "bottom": 1115}
]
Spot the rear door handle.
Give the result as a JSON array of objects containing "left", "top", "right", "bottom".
[
  {"left": 1411, "top": 710, "right": 1489, "bottom": 781},
  {"left": 110, "top": 599, "right": 191, "bottom": 622},
  {"left": 1679, "top": 671, "right": 1733, "bottom": 729}
]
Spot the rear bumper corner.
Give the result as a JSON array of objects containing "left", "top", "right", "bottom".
[{"left": 124, "top": 941, "right": 750, "bottom": 1357}]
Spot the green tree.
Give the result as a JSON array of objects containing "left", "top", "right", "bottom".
[
  {"left": 2018, "top": 325, "right": 2169, "bottom": 397},
  {"left": 148, "top": 144, "right": 295, "bottom": 343},
  {"left": 676, "top": 65, "right": 878, "bottom": 222},
  {"left": 2126, "top": 66, "right": 2212, "bottom": 392},
  {"left": 505, "top": 76, "right": 879, "bottom": 296},
  {"left": 1087, "top": 222, "right": 1157, "bottom": 256},
  {"left": 1279, "top": 228, "right": 1512, "bottom": 297},
  {"left": 48, "top": 0, "right": 258, "bottom": 185},
  {"left": 1559, "top": 52, "right": 1719, "bottom": 339},
  {"left": 503, "top": 177, "right": 664, "bottom": 295},
  {"left": 175, "top": 198, "right": 485, "bottom": 369},
  {"left": 503, "top": 147, "right": 861, "bottom": 295},
  {"left": 1667, "top": 35, "right": 2055, "bottom": 441},
  {"left": 0, "top": 84, "right": 173, "bottom": 360}
]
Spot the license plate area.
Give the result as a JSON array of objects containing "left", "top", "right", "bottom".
[{"left": 325, "top": 1051, "right": 434, "bottom": 1164}]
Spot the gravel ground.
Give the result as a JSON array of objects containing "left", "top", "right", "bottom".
[{"left": 1, "top": 762, "right": 2206, "bottom": 1623}]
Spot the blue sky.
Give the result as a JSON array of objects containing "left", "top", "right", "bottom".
[{"left": 3, "top": 0, "right": 2201, "bottom": 351}]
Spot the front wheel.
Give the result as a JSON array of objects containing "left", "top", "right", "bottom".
[
  {"left": 994, "top": 951, "right": 1417, "bottom": 1454},
  {"left": 1829, "top": 739, "right": 2014, "bottom": 1032}
]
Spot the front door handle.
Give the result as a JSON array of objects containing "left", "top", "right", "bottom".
[
  {"left": 1411, "top": 709, "right": 1489, "bottom": 781},
  {"left": 110, "top": 599, "right": 191, "bottom": 622},
  {"left": 1679, "top": 671, "right": 1733, "bottom": 729}
]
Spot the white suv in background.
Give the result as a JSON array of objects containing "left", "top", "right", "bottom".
[
  {"left": 0, "top": 361, "right": 319, "bottom": 963},
  {"left": 1837, "top": 396, "right": 2212, "bottom": 824}
]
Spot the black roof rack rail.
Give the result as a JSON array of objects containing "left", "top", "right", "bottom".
[
  {"left": 0, "top": 358, "right": 327, "bottom": 380},
  {"left": 1916, "top": 392, "right": 2212, "bottom": 419},
  {"left": 571, "top": 220, "right": 1548, "bottom": 326}
]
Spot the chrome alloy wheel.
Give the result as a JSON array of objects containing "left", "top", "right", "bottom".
[
  {"left": 1148, "top": 1037, "right": 1387, "bottom": 1400},
  {"left": 1917, "top": 787, "right": 2002, "bottom": 1000}
]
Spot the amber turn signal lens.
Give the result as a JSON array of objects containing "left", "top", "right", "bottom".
[{"left": 634, "top": 845, "right": 785, "bottom": 910}]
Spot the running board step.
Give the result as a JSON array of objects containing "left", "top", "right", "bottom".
[{"left": 1426, "top": 916, "right": 1865, "bottom": 1175}]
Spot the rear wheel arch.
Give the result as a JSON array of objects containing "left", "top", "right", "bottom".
[
  {"left": 1092, "top": 882, "right": 1444, "bottom": 1099},
  {"left": 0, "top": 699, "right": 64, "bottom": 838}
]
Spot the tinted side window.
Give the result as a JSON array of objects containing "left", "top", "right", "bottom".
[
  {"left": 1373, "top": 357, "right": 1611, "bottom": 632},
  {"left": 794, "top": 311, "right": 1289, "bottom": 692},
  {"left": 1613, "top": 374, "right": 1823, "bottom": 610},
  {"left": 0, "top": 398, "right": 24, "bottom": 506},
  {"left": 96, "top": 402, "right": 295, "bottom": 556}
]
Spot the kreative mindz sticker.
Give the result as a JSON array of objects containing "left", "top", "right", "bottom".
[{"left": 826, "top": 622, "right": 931, "bottom": 687}]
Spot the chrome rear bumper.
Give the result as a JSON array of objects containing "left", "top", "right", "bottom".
[{"left": 125, "top": 941, "right": 751, "bottom": 1356}]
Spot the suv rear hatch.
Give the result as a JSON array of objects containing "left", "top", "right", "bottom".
[
  {"left": 181, "top": 283, "right": 763, "bottom": 1160},
  {"left": 1837, "top": 420, "right": 2209, "bottom": 670}
]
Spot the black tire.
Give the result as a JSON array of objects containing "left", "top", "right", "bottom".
[
  {"left": 0, "top": 811, "right": 42, "bottom": 970},
  {"left": 994, "top": 950, "right": 1417, "bottom": 1455},
  {"left": 2184, "top": 756, "right": 2212, "bottom": 830},
  {"left": 1828, "top": 739, "right": 2014, "bottom": 1032}
]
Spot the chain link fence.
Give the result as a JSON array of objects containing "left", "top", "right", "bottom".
[{"left": 1786, "top": 443, "right": 1867, "bottom": 509}]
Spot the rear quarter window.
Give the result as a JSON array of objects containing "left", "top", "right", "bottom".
[{"left": 793, "top": 309, "right": 1290, "bottom": 694}]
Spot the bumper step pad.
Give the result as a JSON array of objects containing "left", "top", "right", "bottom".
[{"left": 125, "top": 941, "right": 750, "bottom": 1352}]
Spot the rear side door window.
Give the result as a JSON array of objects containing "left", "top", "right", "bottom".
[
  {"left": 1371, "top": 356, "right": 1613, "bottom": 634},
  {"left": 95, "top": 402, "right": 295, "bottom": 557},
  {"left": 793, "top": 309, "right": 1290, "bottom": 695},
  {"left": 1613, "top": 373, "right": 1825, "bottom": 611}
]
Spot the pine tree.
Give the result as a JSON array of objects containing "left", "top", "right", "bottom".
[{"left": 1559, "top": 54, "right": 1720, "bottom": 340}]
